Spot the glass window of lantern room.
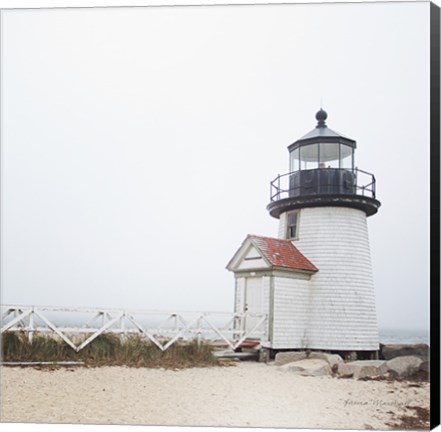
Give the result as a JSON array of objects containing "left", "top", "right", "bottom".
[
  {"left": 341, "top": 145, "right": 354, "bottom": 169},
  {"left": 286, "top": 211, "right": 299, "bottom": 239},
  {"left": 319, "top": 143, "right": 339, "bottom": 168},
  {"left": 300, "top": 144, "right": 319, "bottom": 170},
  {"left": 290, "top": 148, "right": 300, "bottom": 172}
]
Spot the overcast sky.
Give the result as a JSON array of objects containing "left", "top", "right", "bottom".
[{"left": 1, "top": 1, "right": 431, "bottom": 331}]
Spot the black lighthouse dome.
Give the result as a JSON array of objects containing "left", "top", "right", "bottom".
[
  {"left": 315, "top": 108, "right": 327, "bottom": 125},
  {"left": 267, "top": 110, "right": 381, "bottom": 218}
]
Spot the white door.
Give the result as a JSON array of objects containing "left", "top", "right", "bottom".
[{"left": 244, "top": 277, "right": 263, "bottom": 333}]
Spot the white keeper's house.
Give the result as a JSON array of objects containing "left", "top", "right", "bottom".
[{"left": 227, "top": 109, "right": 381, "bottom": 355}]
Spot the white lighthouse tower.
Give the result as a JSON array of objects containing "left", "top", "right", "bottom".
[{"left": 228, "top": 109, "right": 381, "bottom": 355}]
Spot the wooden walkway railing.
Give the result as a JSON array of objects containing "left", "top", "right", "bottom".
[{"left": 1, "top": 305, "right": 267, "bottom": 352}]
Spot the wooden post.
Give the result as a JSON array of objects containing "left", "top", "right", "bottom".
[
  {"left": 196, "top": 317, "right": 202, "bottom": 347},
  {"left": 29, "top": 311, "right": 34, "bottom": 344},
  {"left": 119, "top": 313, "right": 127, "bottom": 335},
  {"left": 259, "top": 348, "right": 270, "bottom": 363},
  {"left": 119, "top": 314, "right": 125, "bottom": 341}
]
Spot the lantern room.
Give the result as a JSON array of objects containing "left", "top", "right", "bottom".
[
  {"left": 287, "top": 109, "right": 358, "bottom": 198},
  {"left": 267, "top": 109, "right": 381, "bottom": 218},
  {"left": 288, "top": 109, "right": 356, "bottom": 172}
]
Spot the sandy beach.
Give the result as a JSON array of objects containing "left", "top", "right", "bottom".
[{"left": 0, "top": 362, "right": 429, "bottom": 429}]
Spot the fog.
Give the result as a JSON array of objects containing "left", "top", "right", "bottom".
[{"left": 1, "top": 1, "right": 431, "bottom": 332}]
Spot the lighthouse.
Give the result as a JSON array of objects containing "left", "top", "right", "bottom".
[{"left": 227, "top": 109, "right": 381, "bottom": 355}]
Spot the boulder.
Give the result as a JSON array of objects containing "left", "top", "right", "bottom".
[
  {"left": 338, "top": 360, "right": 388, "bottom": 379},
  {"left": 280, "top": 358, "right": 332, "bottom": 376},
  {"left": 420, "top": 361, "right": 429, "bottom": 373},
  {"left": 309, "top": 352, "right": 344, "bottom": 369},
  {"left": 274, "top": 351, "right": 307, "bottom": 366},
  {"left": 381, "top": 344, "right": 429, "bottom": 361},
  {"left": 387, "top": 355, "right": 424, "bottom": 377}
]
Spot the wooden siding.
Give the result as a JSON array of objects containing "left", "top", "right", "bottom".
[
  {"left": 234, "top": 277, "right": 245, "bottom": 314},
  {"left": 271, "top": 275, "right": 310, "bottom": 349},
  {"left": 231, "top": 206, "right": 379, "bottom": 350},
  {"left": 235, "top": 244, "right": 270, "bottom": 271},
  {"left": 262, "top": 276, "right": 271, "bottom": 345},
  {"left": 290, "top": 206, "right": 379, "bottom": 351},
  {"left": 278, "top": 212, "right": 287, "bottom": 239}
]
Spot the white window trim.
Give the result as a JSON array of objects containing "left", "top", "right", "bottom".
[{"left": 286, "top": 210, "right": 300, "bottom": 240}]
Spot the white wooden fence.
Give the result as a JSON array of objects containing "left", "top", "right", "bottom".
[{"left": 1, "top": 305, "right": 267, "bottom": 352}]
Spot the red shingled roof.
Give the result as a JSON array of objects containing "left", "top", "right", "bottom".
[{"left": 249, "top": 235, "right": 318, "bottom": 273}]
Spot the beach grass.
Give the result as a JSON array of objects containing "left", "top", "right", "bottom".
[{"left": 1, "top": 332, "right": 219, "bottom": 368}]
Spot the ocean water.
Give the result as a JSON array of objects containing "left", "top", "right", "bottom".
[{"left": 379, "top": 328, "right": 429, "bottom": 345}]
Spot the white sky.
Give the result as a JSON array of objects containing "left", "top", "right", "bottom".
[{"left": 0, "top": 0, "right": 432, "bottom": 332}]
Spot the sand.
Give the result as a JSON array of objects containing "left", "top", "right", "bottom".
[{"left": 0, "top": 362, "right": 430, "bottom": 429}]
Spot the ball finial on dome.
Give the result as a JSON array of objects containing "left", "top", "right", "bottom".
[{"left": 316, "top": 108, "right": 327, "bottom": 126}]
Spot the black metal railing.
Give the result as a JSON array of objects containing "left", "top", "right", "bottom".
[{"left": 270, "top": 167, "right": 377, "bottom": 202}]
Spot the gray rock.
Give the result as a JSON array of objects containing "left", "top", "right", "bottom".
[
  {"left": 258, "top": 349, "right": 270, "bottom": 363},
  {"left": 387, "top": 355, "right": 423, "bottom": 377},
  {"left": 309, "top": 352, "right": 344, "bottom": 369},
  {"left": 274, "top": 351, "right": 307, "bottom": 366},
  {"left": 338, "top": 360, "right": 388, "bottom": 379},
  {"left": 381, "top": 344, "right": 429, "bottom": 361},
  {"left": 280, "top": 359, "right": 332, "bottom": 376},
  {"left": 420, "top": 361, "right": 429, "bottom": 373}
]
